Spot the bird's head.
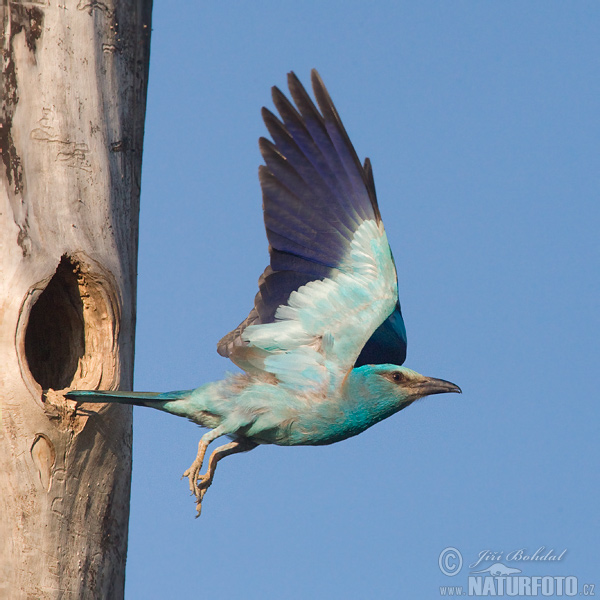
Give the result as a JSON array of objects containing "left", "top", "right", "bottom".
[{"left": 349, "top": 364, "right": 461, "bottom": 413}]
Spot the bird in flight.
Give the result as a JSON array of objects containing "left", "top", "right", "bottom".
[{"left": 67, "top": 70, "right": 461, "bottom": 516}]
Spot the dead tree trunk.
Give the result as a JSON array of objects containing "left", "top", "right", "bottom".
[{"left": 0, "top": 1, "right": 152, "bottom": 598}]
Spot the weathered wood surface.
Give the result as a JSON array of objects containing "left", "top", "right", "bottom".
[{"left": 0, "top": 1, "right": 152, "bottom": 597}]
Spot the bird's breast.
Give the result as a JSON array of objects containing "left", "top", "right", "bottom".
[{"left": 247, "top": 395, "right": 386, "bottom": 447}]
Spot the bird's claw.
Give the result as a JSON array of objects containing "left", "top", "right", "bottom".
[
  {"left": 194, "top": 487, "right": 209, "bottom": 518},
  {"left": 182, "top": 463, "right": 200, "bottom": 495},
  {"left": 183, "top": 462, "right": 212, "bottom": 515},
  {"left": 182, "top": 437, "right": 252, "bottom": 517}
]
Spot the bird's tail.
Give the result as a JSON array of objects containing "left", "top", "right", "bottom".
[{"left": 65, "top": 389, "right": 192, "bottom": 408}]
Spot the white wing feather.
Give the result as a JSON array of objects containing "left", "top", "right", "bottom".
[{"left": 241, "top": 220, "right": 398, "bottom": 391}]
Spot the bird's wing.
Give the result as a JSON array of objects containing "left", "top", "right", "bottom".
[{"left": 218, "top": 70, "right": 406, "bottom": 389}]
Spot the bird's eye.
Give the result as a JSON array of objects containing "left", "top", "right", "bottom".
[{"left": 392, "top": 372, "right": 405, "bottom": 383}]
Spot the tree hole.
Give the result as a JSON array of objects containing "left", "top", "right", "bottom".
[{"left": 24, "top": 256, "right": 85, "bottom": 390}]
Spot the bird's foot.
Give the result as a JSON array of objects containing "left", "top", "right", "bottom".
[
  {"left": 192, "top": 479, "right": 211, "bottom": 518},
  {"left": 182, "top": 461, "right": 214, "bottom": 517},
  {"left": 182, "top": 440, "right": 209, "bottom": 498},
  {"left": 182, "top": 437, "right": 257, "bottom": 517},
  {"left": 182, "top": 460, "right": 205, "bottom": 499}
]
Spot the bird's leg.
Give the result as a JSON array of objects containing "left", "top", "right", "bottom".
[
  {"left": 182, "top": 426, "right": 226, "bottom": 499},
  {"left": 193, "top": 438, "right": 257, "bottom": 517}
]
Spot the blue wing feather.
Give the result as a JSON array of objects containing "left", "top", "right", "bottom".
[
  {"left": 286, "top": 74, "right": 370, "bottom": 219},
  {"left": 261, "top": 107, "right": 359, "bottom": 234},
  {"left": 218, "top": 70, "right": 406, "bottom": 368},
  {"left": 355, "top": 301, "right": 407, "bottom": 367}
]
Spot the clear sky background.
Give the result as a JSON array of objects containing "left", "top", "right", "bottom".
[{"left": 126, "top": 3, "right": 599, "bottom": 598}]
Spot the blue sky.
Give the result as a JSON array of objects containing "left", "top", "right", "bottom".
[{"left": 126, "top": 3, "right": 599, "bottom": 598}]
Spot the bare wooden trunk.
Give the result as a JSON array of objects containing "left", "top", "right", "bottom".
[{"left": 0, "top": 1, "right": 152, "bottom": 597}]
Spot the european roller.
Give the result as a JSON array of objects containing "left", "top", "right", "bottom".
[{"left": 67, "top": 70, "right": 461, "bottom": 516}]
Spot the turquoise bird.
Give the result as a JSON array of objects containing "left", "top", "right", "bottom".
[{"left": 67, "top": 70, "right": 461, "bottom": 516}]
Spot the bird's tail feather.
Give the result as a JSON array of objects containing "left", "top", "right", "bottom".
[{"left": 65, "top": 389, "right": 191, "bottom": 408}]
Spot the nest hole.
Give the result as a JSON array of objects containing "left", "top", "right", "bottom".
[{"left": 24, "top": 256, "right": 85, "bottom": 390}]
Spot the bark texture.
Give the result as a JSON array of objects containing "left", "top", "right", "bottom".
[{"left": 0, "top": 1, "right": 152, "bottom": 597}]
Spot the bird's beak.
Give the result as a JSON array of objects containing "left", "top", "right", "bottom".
[{"left": 413, "top": 376, "right": 462, "bottom": 397}]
